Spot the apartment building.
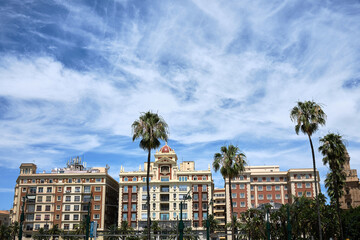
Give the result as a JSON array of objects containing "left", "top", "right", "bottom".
[
  {"left": 11, "top": 158, "right": 118, "bottom": 239},
  {"left": 225, "top": 166, "right": 319, "bottom": 221},
  {"left": 118, "top": 143, "right": 213, "bottom": 230},
  {"left": 213, "top": 188, "right": 226, "bottom": 228}
]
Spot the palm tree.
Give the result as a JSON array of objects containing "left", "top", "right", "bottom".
[
  {"left": 132, "top": 111, "right": 169, "bottom": 240},
  {"left": 213, "top": 145, "right": 247, "bottom": 240},
  {"left": 48, "top": 224, "right": 61, "bottom": 240},
  {"left": 290, "top": 100, "right": 326, "bottom": 240},
  {"left": 9, "top": 221, "right": 19, "bottom": 240},
  {"left": 201, "top": 214, "right": 220, "bottom": 234},
  {"left": 319, "top": 133, "right": 347, "bottom": 240}
]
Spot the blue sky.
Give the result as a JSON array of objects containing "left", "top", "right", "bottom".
[{"left": 1, "top": 0, "right": 360, "bottom": 210}]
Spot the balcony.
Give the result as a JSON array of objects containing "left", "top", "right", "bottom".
[
  {"left": 160, "top": 204, "right": 169, "bottom": 211},
  {"left": 160, "top": 194, "right": 169, "bottom": 201},
  {"left": 160, "top": 186, "right": 169, "bottom": 192}
]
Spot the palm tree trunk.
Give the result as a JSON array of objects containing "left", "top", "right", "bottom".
[
  {"left": 147, "top": 148, "right": 151, "bottom": 240},
  {"left": 223, "top": 177, "right": 228, "bottom": 240},
  {"left": 308, "top": 134, "right": 323, "bottom": 240},
  {"left": 228, "top": 177, "right": 235, "bottom": 240},
  {"left": 334, "top": 182, "right": 344, "bottom": 240}
]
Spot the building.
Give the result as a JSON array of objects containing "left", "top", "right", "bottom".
[
  {"left": 11, "top": 158, "right": 118, "bottom": 239},
  {"left": 0, "top": 210, "right": 10, "bottom": 226},
  {"left": 213, "top": 188, "right": 226, "bottom": 229},
  {"left": 225, "top": 166, "right": 319, "bottom": 222},
  {"left": 340, "top": 154, "right": 360, "bottom": 209},
  {"left": 118, "top": 143, "right": 213, "bottom": 230}
]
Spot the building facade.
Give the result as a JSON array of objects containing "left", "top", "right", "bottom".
[
  {"left": 11, "top": 159, "right": 118, "bottom": 239},
  {"left": 213, "top": 188, "right": 226, "bottom": 229},
  {"left": 225, "top": 166, "right": 319, "bottom": 222},
  {"left": 340, "top": 154, "right": 360, "bottom": 209},
  {"left": 118, "top": 144, "right": 213, "bottom": 230},
  {"left": 0, "top": 210, "right": 10, "bottom": 226}
]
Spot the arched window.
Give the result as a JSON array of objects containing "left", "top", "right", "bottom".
[
  {"left": 124, "top": 177, "right": 128, "bottom": 182},
  {"left": 133, "top": 177, "right": 137, "bottom": 181}
]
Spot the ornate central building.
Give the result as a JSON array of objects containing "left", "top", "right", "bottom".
[{"left": 118, "top": 143, "right": 213, "bottom": 230}]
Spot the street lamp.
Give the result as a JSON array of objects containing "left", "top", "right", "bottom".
[
  {"left": 18, "top": 194, "right": 36, "bottom": 240},
  {"left": 179, "top": 190, "right": 192, "bottom": 240},
  {"left": 266, "top": 201, "right": 274, "bottom": 240},
  {"left": 206, "top": 198, "right": 213, "bottom": 240}
]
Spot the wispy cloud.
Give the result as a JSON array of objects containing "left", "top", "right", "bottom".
[{"left": 0, "top": 0, "right": 359, "bottom": 203}]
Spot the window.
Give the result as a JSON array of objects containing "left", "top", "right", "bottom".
[
  {"left": 297, "top": 183, "right": 302, "bottom": 188},
  {"left": 275, "top": 186, "right": 280, "bottom": 191},
  {"left": 142, "top": 204, "right": 147, "bottom": 210},
  {"left": 285, "top": 194, "right": 289, "bottom": 199},
  {"left": 258, "top": 186, "right": 263, "bottom": 191},
  {"left": 131, "top": 213, "right": 136, "bottom": 221},
  {"left": 57, "top": 196, "right": 61, "bottom": 201},
  {"left": 297, "top": 175, "right": 301, "bottom": 179},
  {"left": 161, "top": 177, "right": 169, "bottom": 182},
  {"left": 141, "top": 213, "right": 147, "bottom": 219},
  {"left": 47, "top": 187, "right": 52, "bottom": 193},
  {"left": 258, "top": 178, "right": 262, "bottom": 182},
  {"left": 231, "top": 184, "right": 236, "bottom": 189},
  {"left": 84, "top": 186, "right": 90, "bottom": 193},
  {"left": 183, "top": 203, "right": 188, "bottom": 210},
  {"left": 239, "top": 184, "right": 245, "bottom": 189},
  {"left": 123, "top": 195, "right": 128, "bottom": 202},
  {"left": 65, "top": 196, "right": 71, "bottom": 202},
  {"left": 132, "top": 186, "right": 137, "bottom": 192},
  {"left": 266, "top": 186, "right": 272, "bottom": 191},
  {"left": 37, "top": 196, "right": 43, "bottom": 202},
  {"left": 142, "top": 186, "right": 147, "bottom": 192},
  {"left": 94, "top": 195, "right": 101, "bottom": 201},
  {"left": 74, "top": 196, "right": 80, "bottom": 202},
  {"left": 259, "top": 194, "right": 264, "bottom": 200},
  {"left": 267, "top": 194, "right": 272, "bottom": 200},
  {"left": 68, "top": 178, "right": 72, "bottom": 183},
  {"left": 276, "top": 194, "right": 281, "bottom": 199},
  {"left": 306, "top": 192, "right": 311, "bottom": 197},
  {"left": 173, "top": 193, "right": 176, "bottom": 200},
  {"left": 132, "top": 204, "right": 136, "bottom": 211},
  {"left": 173, "top": 203, "right": 176, "bottom": 209},
  {"left": 40, "top": 179, "right": 44, "bottom": 183},
  {"left": 65, "top": 205, "right": 70, "bottom": 211},
  {"left": 56, "top": 205, "right": 60, "bottom": 210},
  {"left": 94, "top": 178, "right": 100, "bottom": 183},
  {"left": 194, "top": 203, "right": 198, "bottom": 210},
  {"left": 153, "top": 194, "right": 156, "bottom": 199},
  {"left": 57, "top": 187, "right": 62, "bottom": 192},
  {"left": 232, "top": 202, "right": 237, "bottom": 207},
  {"left": 160, "top": 166, "right": 169, "bottom": 173},
  {"left": 142, "top": 194, "right": 147, "bottom": 200},
  {"left": 306, "top": 183, "right": 311, "bottom": 188},
  {"left": 160, "top": 213, "right": 169, "bottom": 220},
  {"left": 56, "top": 214, "right": 60, "bottom": 220},
  {"left": 124, "top": 186, "right": 128, "bottom": 193},
  {"left": 240, "top": 202, "right": 246, "bottom": 207},
  {"left": 122, "top": 203, "right": 127, "bottom": 211},
  {"left": 202, "top": 193, "right": 207, "bottom": 200},
  {"left": 240, "top": 193, "right": 245, "bottom": 198},
  {"left": 284, "top": 185, "right": 288, "bottom": 190},
  {"left": 64, "top": 215, "right": 70, "bottom": 220},
  {"left": 181, "top": 213, "right": 187, "bottom": 219},
  {"left": 275, "top": 177, "right": 279, "bottom": 182},
  {"left": 194, "top": 213, "right": 199, "bottom": 220},
  {"left": 74, "top": 205, "right": 79, "bottom": 211},
  {"left": 306, "top": 174, "right": 310, "bottom": 179},
  {"left": 35, "top": 224, "right": 40, "bottom": 230},
  {"left": 202, "top": 176, "right": 207, "bottom": 180},
  {"left": 193, "top": 176, "right": 198, "bottom": 180},
  {"left": 251, "top": 195, "right": 254, "bottom": 200},
  {"left": 36, "top": 215, "right": 41, "bottom": 220},
  {"left": 124, "top": 177, "right": 128, "bottom": 182},
  {"left": 122, "top": 213, "right": 127, "bottom": 220},
  {"left": 75, "top": 187, "right": 80, "bottom": 193},
  {"left": 193, "top": 185, "right": 198, "bottom": 191},
  {"left": 240, "top": 175, "right": 244, "bottom": 180},
  {"left": 73, "top": 215, "right": 79, "bottom": 220},
  {"left": 202, "top": 203, "right": 207, "bottom": 210},
  {"left": 232, "top": 193, "right": 237, "bottom": 198},
  {"left": 94, "top": 205, "right": 100, "bottom": 210},
  {"left": 46, "top": 196, "right": 51, "bottom": 202},
  {"left": 179, "top": 185, "right": 187, "bottom": 191},
  {"left": 45, "top": 205, "right": 50, "bottom": 211},
  {"left": 36, "top": 206, "right": 42, "bottom": 211},
  {"left": 179, "top": 176, "right": 188, "bottom": 181},
  {"left": 173, "top": 212, "right": 176, "bottom": 219},
  {"left": 266, "top": 177, "right": 271, "bottom": 182},
  {"left": 251, "top": 186, "right": 254, "bottom": 191},
  {"left": 38, "top": 187, "right": 43, "bottom": 193},
  {"left": 153, "top": 213, "right": 157, "bottom": 219},
  {"left": 64, "top": 224, "right": 70, "bottom": 230},
  {"left": 94, "top": 214, "right": 100, "bottom": 219},
  {"left": 298, "top": 192, "right": 303, "bottom": 197}
]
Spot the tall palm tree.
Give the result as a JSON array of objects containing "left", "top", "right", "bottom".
[
  {"left": 132, "top": 111, "right": 169, "bottom": 240},
  {"left": 213, "top": 145, "right": 247, "bottom": 240},
  {"left": 319, "top": 133, "right": 347, "bottom": 240},
  {"left": 290, "top": 100, "right": 326, "bottom": 240},
  {"left": 9, "top": 221, "right": 19, "bottom": 240}
]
